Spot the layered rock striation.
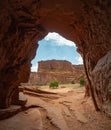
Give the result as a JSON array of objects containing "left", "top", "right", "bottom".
[
  {"left": 38, "top": 60, "right": 74, "bottom": 72},
  {"left": 0, "top": 0, "right": 111, "bottom": 117},
  {"left": 28, "top": 60, "right": 85, "bottom": 85}
]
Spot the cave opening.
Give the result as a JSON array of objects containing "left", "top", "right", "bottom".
[
  {"left": 31, "top": 32, "right": 83, "bottom": 72},
  {"left": 27, "top": 32, "right": 84, "bottom": 90}
]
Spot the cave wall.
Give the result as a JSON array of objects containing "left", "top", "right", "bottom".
[
  {"left": 0, "top": 0, "right": 111, "bottom": 116},
  {"left": 92, "top": 50, "right": 111, "bottom": 116},
  {"left": 0, "top": 0, "right": 47, "bottom": 108}
]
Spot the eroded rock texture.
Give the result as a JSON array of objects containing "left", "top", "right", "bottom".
[
  {"left": 0, "top": 0, "right": 111, "bottom": 117},
  {"left": 38, "top": 60, "right": 73, "bottom": 72},
  {"left": 92, "top": 50, "right": 111, "bottom": 116},
  {"left": 28, "top": 60, "right": 84, "bottom": 85}
]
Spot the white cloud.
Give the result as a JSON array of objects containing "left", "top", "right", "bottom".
[
  {"left": 31, "top": 64, "right": 38, "bottom": 72},
  {"left": 76, "top": 56, "right": 83, "bottom": 64},
  {"left": 44, "top": 32, "right": 75, "bottom": 46}
]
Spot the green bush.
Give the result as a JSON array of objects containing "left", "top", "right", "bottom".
[
  {"left": 71, "top": 81, "right": 75, "bottom": 84},
  {"left": 49, "top": 80, "right": 59, "bottom": 89},
  {"left": 79, "top": 78, "right": 85, "bottom": 87}
]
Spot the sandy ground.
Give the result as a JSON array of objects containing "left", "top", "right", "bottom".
[{"left": 0, "top": 86, "right": 111, "bottom": 130}]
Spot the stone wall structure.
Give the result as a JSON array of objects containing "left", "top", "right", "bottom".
[
  {"left": 0, "top": 0, "right": 111, "bottom": 117},
  {"left": 28, "top": 60, "right": 85, "bottom": 85}
]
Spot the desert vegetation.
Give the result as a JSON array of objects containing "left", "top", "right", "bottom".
[
  {"left": 79, "top": 77, "right": 85, "bottom": 87},
  {"left": 21, "top": 81, "right": 84, "bottom": 91},
  {"left": 49, "top": 80, "right": 59, "bottom": 89}
]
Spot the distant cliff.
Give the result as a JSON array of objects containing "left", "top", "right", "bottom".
[
  {"left": 38, "top": 60, "right": 74, "bottom": 72},
  {"left": 28, "top": 60, "right": 85, "bottom": 85}
]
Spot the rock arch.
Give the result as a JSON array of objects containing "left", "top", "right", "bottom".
[{"left": 0, "top": 0, "right": 111, "bottom": 116}]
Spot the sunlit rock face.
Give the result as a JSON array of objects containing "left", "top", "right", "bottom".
[
  {"left": 38, "top": 60, "right": 74, "bottom": 72},
  {"left": 0, "top": 0, "right": 111, "bottom": 117},
  {"left": 28, "top": 60, "right": 85, "bottom": 85}
]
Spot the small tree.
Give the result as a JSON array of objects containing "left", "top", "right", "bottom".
[
  {"left": 79, "top": 78, "right": 85, "bottom": 87},
  {"left": 49, "top": 80, "right": 59, "bottom": 89}
]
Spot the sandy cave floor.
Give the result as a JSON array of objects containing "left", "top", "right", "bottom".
[{"left": 0, "top": 87, "right": 111, "bottom": 130}]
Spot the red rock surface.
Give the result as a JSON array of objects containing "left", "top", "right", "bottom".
[
  {"left": 28, "top": 60, "right": 85, "bottom": 84},
  {"left": 0, "top": 0, "right": 111, "bottom": 117},
  {"left": 38, "top": 60, "right": 74, "bottom": 72}
]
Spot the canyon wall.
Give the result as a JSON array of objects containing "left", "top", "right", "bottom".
[
  {"left": 28, "top": 60, "right": 85, "bottom": 85},
  {"left": 0, "top": 0, "right": 111, "bottom": 117},
  {"left": 38, "top": 60, "right": 73, "bottom": 72}
]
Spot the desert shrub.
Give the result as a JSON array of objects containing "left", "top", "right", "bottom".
[
  {"left": 79, "top": 78, "right": 85, "bottom": 87},
  {"left": 71, "top": 81, "right": 75, "bottom": 84},
  {"left": 49, "top": 80, "right": 59, "bottom": 89}
]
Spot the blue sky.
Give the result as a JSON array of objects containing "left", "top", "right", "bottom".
[{"left": 31, "top": 32, "right": 83, "bottom": 72}]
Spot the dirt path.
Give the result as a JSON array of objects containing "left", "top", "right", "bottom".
[{"left": 0, "top": 87, "right": 111, "bottom": 130}]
